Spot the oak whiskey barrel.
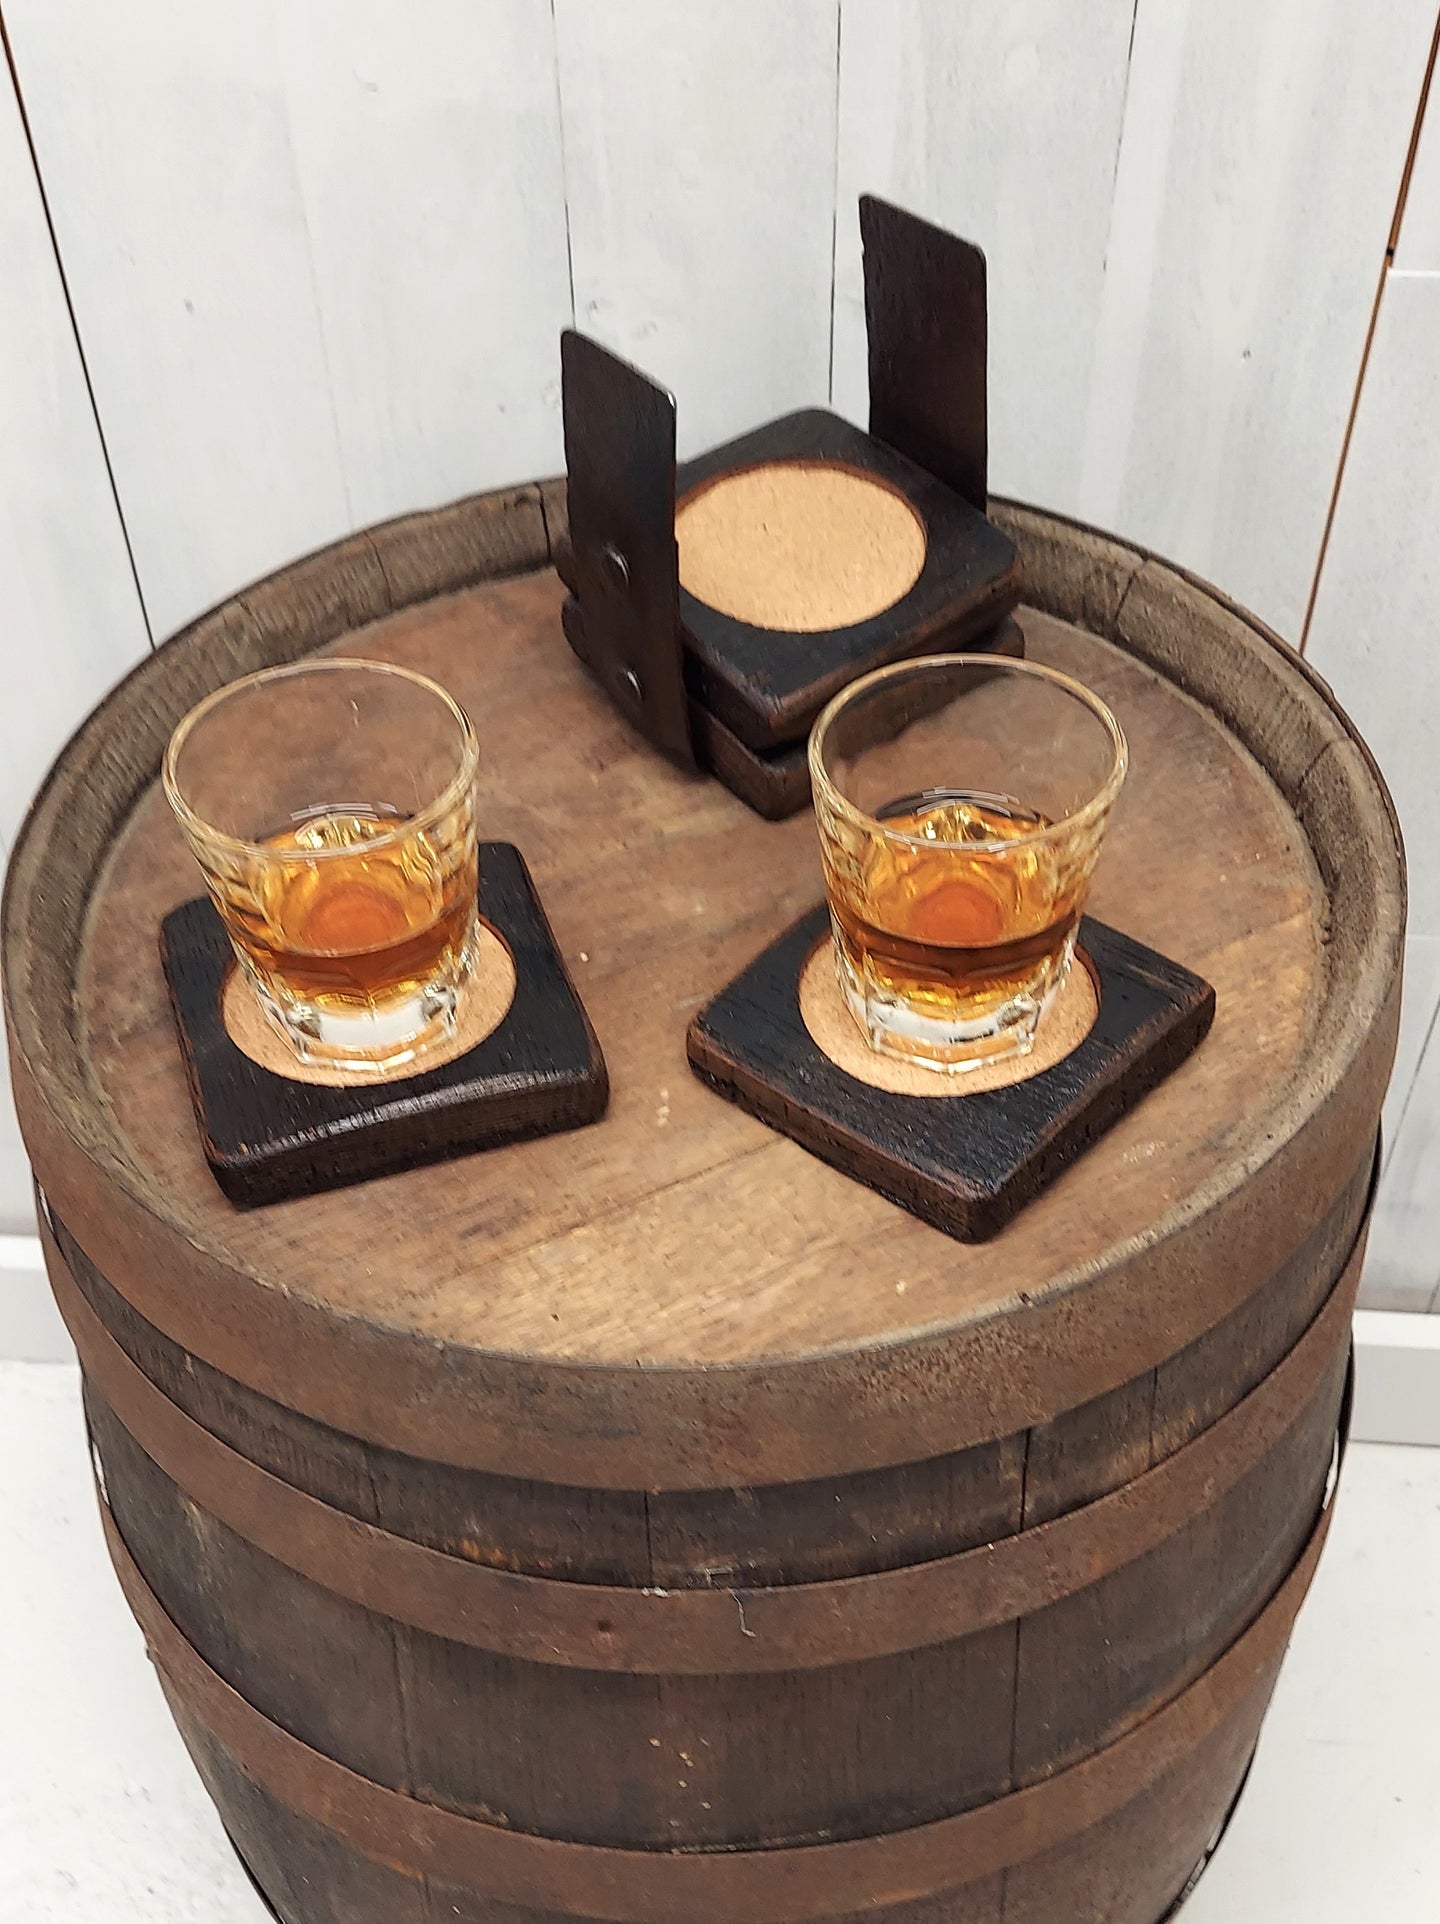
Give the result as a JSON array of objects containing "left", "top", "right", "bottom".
[{"left": 4, "top": 480, "right": 1401, "bottom": 1923}]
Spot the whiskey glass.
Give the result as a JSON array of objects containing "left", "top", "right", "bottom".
[
  {"left": 808, "top": 654, "right": 1127, "bottom": 1073},
  {"left": 164, "top": 658, "right": 480, "bottom": 1076}
]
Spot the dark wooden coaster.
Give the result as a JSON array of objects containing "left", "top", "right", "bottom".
[
  {"left": 562, "top": 590, "right": 1024, "bottom": 821},
  {"left": 674, "top": 408, "right": 1021, "bottom": 751},
  {"left": 161, "top": 843, "right": 607, "bottom": 1208},
  {"left": 687, "top": 907, "right": 1215, "bottom": 1242}
]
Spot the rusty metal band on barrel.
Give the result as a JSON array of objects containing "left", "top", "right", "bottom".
[
  {"left": 52, "top": 1195, "right": 1364, "bottom": 1678},
  {"left": 101, "top": 1473, "right": 1337, "bottom": 1922}
]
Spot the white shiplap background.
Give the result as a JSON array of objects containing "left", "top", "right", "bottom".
[{"left": 3, "top": 0, "right": 1439, "bottom": 1310}]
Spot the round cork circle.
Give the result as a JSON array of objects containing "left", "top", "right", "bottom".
[
  {"left": 221, "top": 919, "right": 518, "bottom": 1086},
  {"left": 798, "top": 939, "right": 1100, "bottom": 1096},
  {"left": 676, "top": 459, "right": 927, "bottom": 632}
]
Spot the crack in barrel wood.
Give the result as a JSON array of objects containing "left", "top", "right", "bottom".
[{"left": 3, "top": 480, "right": 1403, "bottom": 1921}]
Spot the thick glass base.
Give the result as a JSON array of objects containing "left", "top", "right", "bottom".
[
  {"left": 241, "top": 965, "right": 470, "bottom": 1080},
  {"left": 268, "top": 984, "right": 459, "bottom": 1077},
  {"left": 833, "top": 924, "right": 1077, "bottom": 1075}
]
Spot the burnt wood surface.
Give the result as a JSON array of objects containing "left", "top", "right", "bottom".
[
  {"left": 161, "top": 843, "right": 607, "bottom": 1205},
  {"left": 564, "top": 590, "right": 1026, "bottom": 819},
  {"left": 559, "top": 190, "right": 1017, "bottom": 762},
  {"left": 689, "top": 914, "right": 1214, "bottom": 1241},
  {"left": 560, "top": 331, "right": 693, "bottom": 766},
  {"left": 559, "top": 404, "right": 1023, "bottom": 757},
  {"left": 862, "top": 193, "right": 990, "bottom": 515}
]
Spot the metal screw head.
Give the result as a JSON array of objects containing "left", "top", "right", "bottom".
[{"left": 600, "top": 543, "right": 630, "bottom": 594}]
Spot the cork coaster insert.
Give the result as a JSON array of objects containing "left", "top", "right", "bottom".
[
  {"left": 798, "top": 941, "right": 1101, "bottom": 1096},
  {"left": 676, "top": 460, "right": 927, "bottom": 632},
  {"left": 222, "top": 919, "right": 518, "bottom": 1086}
]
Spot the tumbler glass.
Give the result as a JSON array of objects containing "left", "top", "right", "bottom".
[
  {"left": 164, "top": 658, "right": 480, "bottom": 1076},
  {"left": 808, "top": 654, "right": 1127, "bottom": 1073}
]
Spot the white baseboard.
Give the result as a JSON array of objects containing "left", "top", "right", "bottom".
[
  {"left": 1351, "top": 1310, "right": 1440, "bottom": 1447},
  {"left": 0, "top": 1231, "right": 71, "bottom": 1362},
  {"left": 4, "top": 1236, "right": 1439, "bottom": 1444}
]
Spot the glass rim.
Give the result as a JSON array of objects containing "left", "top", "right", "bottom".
[
  {"left": 807, "top": 651, "right": 1129, "bottom": 855},
  {"left": 162, "top": 655, "right": 479, "bottom": 862}
]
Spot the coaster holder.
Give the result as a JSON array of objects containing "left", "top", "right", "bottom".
[
  {"left": 161, "top": 843, "right": 607, "bottom": 1208},
  {"left": 688, "top": 906, "right": 1216, "bottom": 1242},
  {"left": 558, "top": 194, "right": 1025, "bottom": 815}
]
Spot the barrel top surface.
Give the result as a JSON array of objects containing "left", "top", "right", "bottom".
[{"left": 76, "top": 569, "right": 1320, "bottom": 1367}]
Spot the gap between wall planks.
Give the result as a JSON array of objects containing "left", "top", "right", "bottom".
[{"left": 1299, "top": 7, "right": 1440, "bottom": 656}]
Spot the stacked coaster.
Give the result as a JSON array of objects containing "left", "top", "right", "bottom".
[{"left": 556, "top": 195, "right": 1026, "bottom": 817}]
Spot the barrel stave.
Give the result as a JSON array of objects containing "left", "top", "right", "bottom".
[{"left": 73, "top": 1214, "right": 1358, "bottom": 1852}]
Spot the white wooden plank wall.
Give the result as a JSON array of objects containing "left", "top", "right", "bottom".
[
  {"left": 832, "top": 0, "right": 1137, "bottom": 518},
  {"left": 1308, "top": 57, "right": 1440, "bottom": 1306},
  {"left": 1079, "top": 0, "right": 1436, "bottom": 642},
  {"left": 555, "top": 0, "right": 840, "bottom": 459},
  {"left": 0, "top": 48, "right": 152, "bottom": 1228},
  {"left": 2, "top": 1, "right": 1440, "bottom": 1306},
  {"left": 0, "top": 54, "right": 151, "bottom": 853},
  {"left": 2, "top": 0, "right": 575, "bottom": 640}
]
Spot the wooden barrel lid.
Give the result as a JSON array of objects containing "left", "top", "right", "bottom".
[{"left": 3, "top": 486, "right": 1402, "bottom": 1489}]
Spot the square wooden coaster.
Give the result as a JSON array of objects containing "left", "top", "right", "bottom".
[
  {"left": 161, "top": 843, "right": 607, "bottom": 1208},
  {"left": 687, "top": 907, "right": 1215, "bottom": 1242}
]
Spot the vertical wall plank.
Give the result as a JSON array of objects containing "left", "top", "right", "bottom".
[
  {"left": 0, "top": 51, "right": 152, "bottom": 1229},
  {"left": 554, "top": 0, "right": 840, "bottom": 459},
  {"left": 1308, "top": 275, "right": 1440, "bottom": 939},
  {"left": 1359, "top": 1005, "right": 1440, "bottom": 1313},
  {"left": 4, "top": 0, "right": 572, "bottom": 637},
  {"left": 833, "top": 0, "right": 1136, "bottom": 515},
  {"left": 272, "top": 4, "right": 572, "bottom": 533},
  {"left": 1307, "top": 269, "right": 1440, "bottom": 1308},
  {"left": 1344, "top": 34, "right": 1440, "bottom": 1308},
  {"left": 1382, "top": 938, "right": 1440, "bottom": 1173},
  {"left": 1078, "top": 0, "right": 1435, "bottom": 643},
  {"left": 0, "top": 53, "right": 150, "bottom": 845},
  {"left": 4, "top": 1, "right": 351, "bottom": 638}
]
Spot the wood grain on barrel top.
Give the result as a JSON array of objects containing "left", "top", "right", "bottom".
[
  {"left": 5, "top": 487, "right": 1399, "bottom": 1486},
  {"left": 79, "top": 584, "right": 1318, "bottom": 1355}
]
